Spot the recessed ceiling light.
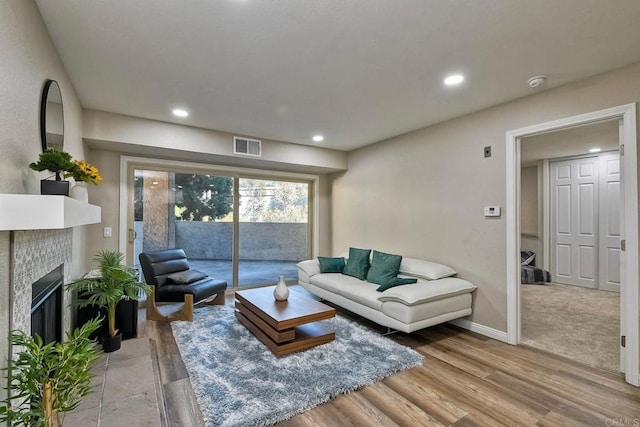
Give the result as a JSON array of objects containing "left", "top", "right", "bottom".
[
  {"left": 444, "top": 74, "right": 465, "bottom": 86},
  {"left": 589, "top": 148, "right": 602, "bottom": 153},
  {"left": 172, "top": 108, "right": 189, "bottom": 118},
  {"left": 312, "top": 135, "right": 324, "bottom": 142},
  {"left": 152, "top": 181, "right": 159, "bottom": 185}
]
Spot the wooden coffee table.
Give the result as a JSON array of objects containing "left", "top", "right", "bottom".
[{"left": 235, "top": 286, "right": 336, "bottom": 356}]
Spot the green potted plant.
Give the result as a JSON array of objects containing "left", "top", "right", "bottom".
[
  {"left": 66, "top": 250, "right": 150, "bottom": 353},
  {"left": 0, "top": 318, "right": 101, "bottom": 427},
  {"left": 29, "top": 149, "right": 74, "bottom": 196}
]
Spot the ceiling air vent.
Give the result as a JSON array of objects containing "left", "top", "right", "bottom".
[{"left": 233, "top": 136, "right": 262, "bottom": 157}]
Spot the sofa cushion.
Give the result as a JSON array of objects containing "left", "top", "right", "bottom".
[
  {"left": 376, "top": 277, "right": 418, "bottom": 292},
  {"left": 337, "top": 280, "right": 383, "bottom": 311},
  {"left": 167, "top": 269, "right": 207, "bottom": 284},
  {"left": 377, "top": 277, "right": 476, "bottom": 306},
  {"left": 318, "top": 257, "right": 346, "bottom": 273},
  {"left": 366, "top": 250, "right": 402, "bottom": 285},
  {"left": 399, "top": 257, "right": 457, "bottom": 280},
  {"left": 297, "top": 259, "right": 320, "bottom": 280},
  {"left": 310, "top": 272, "right": 363, "bottom": 294},
  {"left": 342, "top": 247, "right": 371, "bottom": 280}
]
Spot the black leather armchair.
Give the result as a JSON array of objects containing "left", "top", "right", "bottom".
[{"left": 139, "top": 248, "right": 227, "bottom": 321}]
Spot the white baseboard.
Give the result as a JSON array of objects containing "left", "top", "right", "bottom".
[{"left": 448, "top": 319, "right": 509, "bottom": 343}]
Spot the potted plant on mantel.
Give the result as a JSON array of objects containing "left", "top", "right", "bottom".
[
  {"left": 0, "top": 318, "right": 101, "bottom": 427},
  {"left": 64, "top": 159, "right": 102, "bottom": 202},
  {"left": 66, "top": 250, "right": 150, "bottom": 353},
  {"left": 29, "top": 149, "right": 74, "bottom": 196}
]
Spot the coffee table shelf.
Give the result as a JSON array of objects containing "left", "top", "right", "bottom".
[{"left": 235, "top": 286, "right": 336, "bottom": 356}]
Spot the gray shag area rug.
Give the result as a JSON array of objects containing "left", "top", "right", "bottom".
[
  {"left": 521, "top": 282, "right": 619, "bottom": 372},
  {"left": 171, "top": 304, "right": 423, "bottom": 427}
]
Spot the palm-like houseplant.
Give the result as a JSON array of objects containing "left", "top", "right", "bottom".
[
  {"left": 66, "top": 250, "right": 150, "bottom": 352},
  {"left": 0, "top": 318, "right": 101, "bottom": 427}
]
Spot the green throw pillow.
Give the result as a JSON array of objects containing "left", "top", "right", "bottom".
[
  {"left": 376, "top": 277, "right": 418, "bottom": 292},
  {"left": 342, "top": 247, "right": 371, "bottom": 280},
  {"left": 367, "top": 250, "right": 402, "bottom": 286},
  {"left": 318, "top": 256, "right": 345, "bottom": 273}
]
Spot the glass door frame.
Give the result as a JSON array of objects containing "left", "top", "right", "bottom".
[{"left": 118, "top": 155, "right": 319, "bottom": 292}]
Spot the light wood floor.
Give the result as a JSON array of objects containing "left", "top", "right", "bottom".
[{"left": 148, "top": 301, "right": 640, "bottom": 426}]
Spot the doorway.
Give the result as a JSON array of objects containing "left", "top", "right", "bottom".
[
  {"left": 519, "top": 121, "right": 621, "bottom": 372},
  {"left": 506, "top": 103, "right": 639, "bottom": 386},
  {"left": 549, "top": 152, "right": 620, "bottom": 291}
]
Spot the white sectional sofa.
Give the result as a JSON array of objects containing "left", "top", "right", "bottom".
[{"left": 297, "top": 257, "right": 476, "bottom": 333}]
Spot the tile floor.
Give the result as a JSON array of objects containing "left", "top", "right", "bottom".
[{"left": 64, "top": 336, "right": 161, "bottom": 427}]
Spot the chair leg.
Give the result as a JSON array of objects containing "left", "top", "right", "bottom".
[
  {"left": 145, "top": 287, "right": 194, "bottom": 322},
  {"left": 204, "top": 292, "right": 226, "bottom": 306}
]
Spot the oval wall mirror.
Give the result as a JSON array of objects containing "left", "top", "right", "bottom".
[{"left": 40, "top": 79, "right": 64, "bottom": 152}]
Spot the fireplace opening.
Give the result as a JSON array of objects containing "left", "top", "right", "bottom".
[{"left": 31, "top": 265, "right": 63, "bottom": 344}]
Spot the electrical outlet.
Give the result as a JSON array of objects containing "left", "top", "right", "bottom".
[{"left": 484, "top": 146, "right": 492, "bottom": 158}]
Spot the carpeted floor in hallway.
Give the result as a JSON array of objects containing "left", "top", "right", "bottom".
[{"left": 521, "top": 282, "right": 619, "bottom": 372}]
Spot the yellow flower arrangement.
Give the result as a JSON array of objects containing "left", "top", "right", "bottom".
[{"left": 66, "top": 160, "right": 102, "bottom": 185}]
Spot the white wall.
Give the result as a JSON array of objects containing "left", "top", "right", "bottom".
[
  {"left": 0, "top": 0, "right": 89, "bottom": 402},
  {"left": 332, "top": 62, "right": 640, "bottom": 332}
]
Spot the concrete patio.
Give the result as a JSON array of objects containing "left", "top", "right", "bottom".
[{"left": 187, "top": 259, "right": 299, "bottom": 289}]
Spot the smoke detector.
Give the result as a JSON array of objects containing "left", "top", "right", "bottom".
[{"left": 527, "top": 75, "right": 547, "bottom": 89}]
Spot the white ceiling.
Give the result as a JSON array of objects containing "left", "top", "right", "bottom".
[
  {"left": 521, "top": 120, "right": 619, "bottom": 167},
  {"left": 35, "top": 0, "right": 640, "bottom": 151}
]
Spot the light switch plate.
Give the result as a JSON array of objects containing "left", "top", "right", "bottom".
[
  {"left": 484, "top": 206, "right": 501, "bottom": 217},
  {"left": 103, "top": 227, "right": 112, "bottom": 238}
]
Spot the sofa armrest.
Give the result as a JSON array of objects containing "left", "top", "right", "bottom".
[
  {"left": 377, "top": 277, "right": 476, "bottom": 306},
  {"left": 297, "top": 259, "right": 320, "bottom": 282}
]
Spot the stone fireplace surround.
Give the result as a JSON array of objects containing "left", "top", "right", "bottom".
[
  {"left": 10, "top": 229, "right": 73, "bottom": 342},
  {"left": 0, "top": 196, "right": 100, "bottom": 405}
]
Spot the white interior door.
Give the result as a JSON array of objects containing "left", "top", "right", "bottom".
[
  {"left": 550, "top": 157, "right": 599, "bottom": 288},
  {"left": 599, "top": 153, "right": 621, "bottom": 292}
]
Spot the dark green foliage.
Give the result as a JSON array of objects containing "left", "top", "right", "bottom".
[
  {"left": 0, "top": 318, "right": 101, "bottom": 427},
  {"left": 174, "top": 174, "right": 233, "bottom": 221},
  {"left": 29, "top": 149, "right": 74, "bottom": 181}
]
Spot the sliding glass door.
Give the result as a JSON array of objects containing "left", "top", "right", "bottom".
[
  {"left": 238, "top": 178, "right": 310, "bottom": 287},
  {"left": 130, "top": 167, "right": 312, "bottom": 290},
  {"left": 132, "top": 169, "right": 234, "bottom": 289}
]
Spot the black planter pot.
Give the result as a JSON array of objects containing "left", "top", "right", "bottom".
[
  {"left": 41, "top": 179, "right": 69, "bottom": 196},
  {"left": 102, "top": 332, "right": 122, "bottom": 353}
]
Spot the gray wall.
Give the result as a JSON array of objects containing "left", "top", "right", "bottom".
[
  {"left": 85, "top": 147, "right": 334, "bottom": 263},
  {"left": 332, "top": 62, "right": 640, "bottom": 333},
  {"left": 0, "top": 0, "right": 89, "bottom": 403},
  {"left": 520, "top": 166, "right": 538, "bottom": 236},
  {"left": 83, "top": 109, "right": 347, "bottom": 173}
]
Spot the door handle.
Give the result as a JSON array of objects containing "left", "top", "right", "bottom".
[{"left": 128, "top": 228, "right": 137, "bottom": 244}]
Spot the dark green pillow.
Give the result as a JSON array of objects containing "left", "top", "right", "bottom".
[
  {"left": 376, "top": 277, "right": 418, "bottom": 292},
  {"left": 318, "top": 256, "right": 345, "bottom": 273},
  {"left": 342, "top": 247, "right": 371, "bottom": 280},
  {"left": 366, "top": 250, "right": 402, "bottom": 286}
]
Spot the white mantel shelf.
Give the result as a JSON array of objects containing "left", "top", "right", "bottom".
[{"left": 0, "top": 194, "right": 101, "bottom": 231}]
